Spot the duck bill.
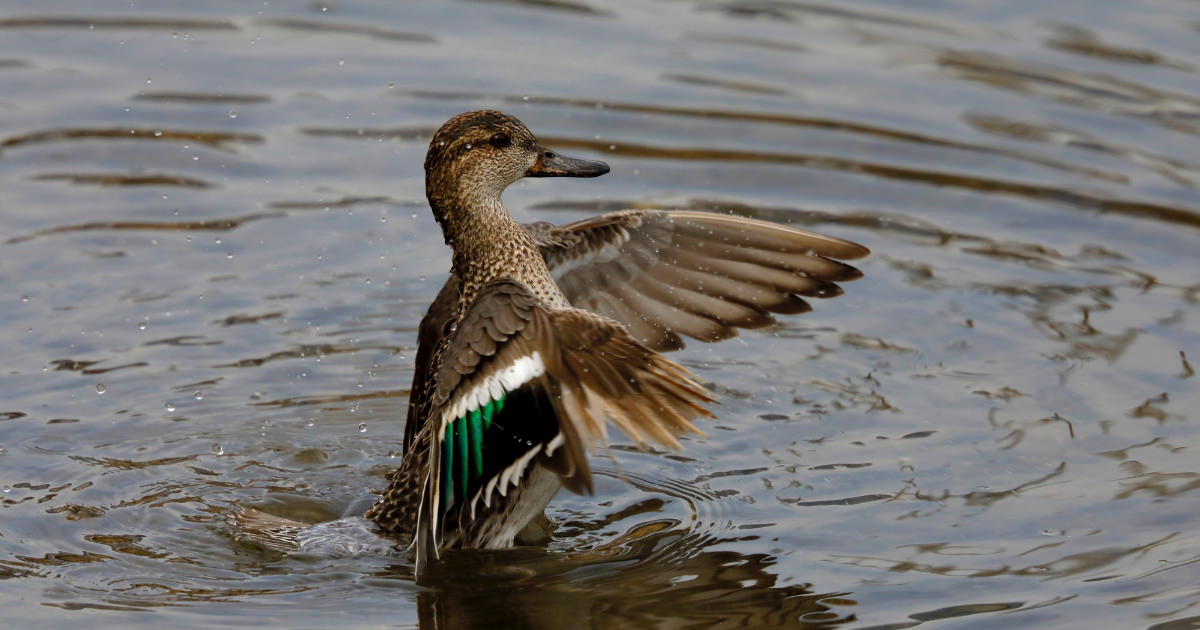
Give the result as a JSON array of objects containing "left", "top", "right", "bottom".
[{"left": 526, "top": 148, "right": 610, "bottom": 178}]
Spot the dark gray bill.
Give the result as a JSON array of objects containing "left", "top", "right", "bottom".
[{"left": 526, "top": 148, "right": 610, "bottom": 177}]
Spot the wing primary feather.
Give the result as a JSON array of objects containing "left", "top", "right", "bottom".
[
  {"left": 662, "top": 230, "right": 865, "bottom": 281},
  {"left": 608, "top": 284, "right": 724, "bottom": 343},
  {"left": 665, "top": 211, "right": 870, "bottom": 259},
  {"left": 633, "top": 272, "right": 775, "bottom": 329},
  {"left": 666, "top": 248, "right": 824, "bottom": 293},
  {"left": 626, "top": 277, "right": 738, "bottom": 342},
  {"left": 588, "top": 291, "right": 682, "bottom": 351},
  {"left": 650, "top": 261, "right": 785, "bottom": 306}
]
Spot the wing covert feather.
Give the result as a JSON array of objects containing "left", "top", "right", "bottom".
[{"left": 532, "top": 210, "right": 867, "bottom": 351}]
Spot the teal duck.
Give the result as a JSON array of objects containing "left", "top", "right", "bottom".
[{"left": 233, "top": 111, "right": 869, "bottom": 578}]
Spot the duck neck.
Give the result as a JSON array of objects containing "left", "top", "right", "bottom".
[{"left": 428, "top": 189, "right": 558, "bottom": 306}]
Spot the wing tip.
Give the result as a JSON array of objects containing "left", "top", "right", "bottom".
[{"left": 664, "top": 209, "right": 870, "bottom": 261}]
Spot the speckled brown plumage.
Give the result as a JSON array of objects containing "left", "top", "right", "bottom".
[{"left": 360, "top": 111, "right": 869, "bottom": 580}]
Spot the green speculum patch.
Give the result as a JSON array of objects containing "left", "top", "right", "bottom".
[{"left": 440, "top": 394, "right": 505, "bottom": 513}]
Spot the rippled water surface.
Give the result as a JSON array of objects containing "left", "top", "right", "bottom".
[{"left": 2, "top": 1, "right": 1198, "bottom": 628}]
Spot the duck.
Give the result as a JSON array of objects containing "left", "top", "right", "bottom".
[{"left": 231, "top": 110, "right": 869, "bottom": 580}]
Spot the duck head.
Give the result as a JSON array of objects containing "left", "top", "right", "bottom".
[{"left": 424, "top": 111, "right": 609, "bottom": 231}]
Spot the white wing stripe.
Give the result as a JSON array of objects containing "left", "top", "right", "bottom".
[{"left": 444, "top": 351, "right": 546, "bottom": 436}]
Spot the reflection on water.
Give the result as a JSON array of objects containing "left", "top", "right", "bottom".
[
  {"left": 1, "top": 0, "right": 1198, "bottom": 628},
  {"left": 418, "top": 545, "right": 855, "bottom": 629}
]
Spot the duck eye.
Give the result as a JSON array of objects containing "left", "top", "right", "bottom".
[{"left": 488, "top": 132, "right": 511, "bottom": 149}]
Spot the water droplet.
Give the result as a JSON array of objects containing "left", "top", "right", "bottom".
[
  {"left": 522, "top": 95, "right": 530, "bottom": 101},
  {"left": 438, "top": 141, "right": 445, "bottom": 147},
  {"left": 193, "top": 391, "right": 204, "bottom": 400},
  {"left": 164, "top": 402, "right": 176, "bottom": 412},
  {"left": 465, "top": 143, "right": 472, "bottom": 150},
  {"left": 20, "top": 295, "right": 29, "bottom": 303},
  {"left": 358, "top": 423, "right": 367, "bottom": 433},
  {"left": 337, "top": 59, "right": 345, "bottom": 67},
  {"left": 153, "top": 130, "right": 163, "bottom": 137},
  {"left": 214, "top": 237, "right": 222, "bottom": 245},
  {"left": 228, "top": 110, "right": 238, "bottom": 119},
  {"left": 226, "top": 252, "right": 234, "bottom": 259},
  {"left": 95, "top": 384, "right": 106, "bottom": 394},
  {"left": 2, "top": 485, "right": 10, "bottom": 494},
  {"left": 250, "top": 391, "right": 263, "bottom": 400},
  {"left": 211, "top": 443, "right": 224, "bottom": 455},
  {"left": 137, "top": 321, "right": 147, "bottom": 330}
]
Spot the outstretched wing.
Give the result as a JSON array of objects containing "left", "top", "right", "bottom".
[
  {"left": 415, "top": 280, "right": 713, "bottom": 571},
  {"left": 401, "top": 211, "right": 867, "bottom": 456},
  {"left": 529, "top": 210, "right": 869, "bottom": 351}
]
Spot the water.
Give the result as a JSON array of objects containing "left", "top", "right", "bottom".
[{"left": 1, "top": 1, "right": 1198, "bottom": 628}]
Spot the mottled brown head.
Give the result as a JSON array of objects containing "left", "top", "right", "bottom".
[{"left": 424, "top": 111, "right": 609, "bottom": 232}]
